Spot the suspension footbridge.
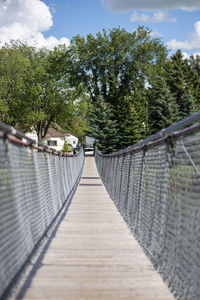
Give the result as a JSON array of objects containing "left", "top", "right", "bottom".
[
  {"left": 11, "top": 157, "right": 173, "bottom": 300},
  {"left": 1, "top": 112, "right": 200, "bottom": 300}
]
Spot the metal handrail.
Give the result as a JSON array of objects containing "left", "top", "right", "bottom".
[{"left": 0, "top": 122, "right": 81, "bottom": 157}]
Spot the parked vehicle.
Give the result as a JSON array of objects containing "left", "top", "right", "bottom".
[{"left": 84, "top": 147, "right": 94, "bottom": 156}]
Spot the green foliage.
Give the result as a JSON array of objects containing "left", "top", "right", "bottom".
[
  {"left": 0, "top": 42, "right": 34, "bottom": 125},
  {"left": 167, "top": 50, "right": 195, "bottom": 118},
  {"left": 60, "top": 95, "right": 90, "bottom": 143},
  {"left": 66, "top": 27, "right": 168, "bottom": 151},
  {"left": 88, "top": 96, "right": 118, "bottom": 154},
  {"left": 0, "top": 42, "right": 79, "bottom": 141},
  {"left": 62, "top": 142, "right": 69, "bottom": 152},
  {"left": 1, "top": 31, "right": 200, "bottom": 153},
  {"left": 68, "top": 27, "right": 168, "bottom": 104},
  {"left": 180, "top": 89, "right": 195, "bottom": 118},
  {"left": 147, "top": 77, "right": 179, "bottom": 134},
  {"left": 114, "top": 94, "right": 144, "bottom": 148},
  {"left": 188, "top": 55, "right": 200, "bottom": 110}
]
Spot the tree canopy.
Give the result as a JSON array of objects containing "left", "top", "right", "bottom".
[
  {"left": 0, "top": 42, "right": 88, "bottom": 141},
  {"left": 0, "top": 28, "right": 200, "bottom": 152},
  {"left": 66, "top": 27, "right": 169, "bottom": 148}
]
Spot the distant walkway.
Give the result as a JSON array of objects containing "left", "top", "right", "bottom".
[{"left": 13, "top": 157, "right": 174, "bottom": 300}]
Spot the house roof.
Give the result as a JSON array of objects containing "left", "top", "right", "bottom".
[{"left": 46, "top": 123, "right": 70, "bottom": 138}]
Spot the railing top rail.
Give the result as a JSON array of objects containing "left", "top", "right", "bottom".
[
  {"left": 97, "top": 110, "right": 200, "bottom": 157},
  {"left": 0, "top": 121, "right": 81, "bottom": 157}
]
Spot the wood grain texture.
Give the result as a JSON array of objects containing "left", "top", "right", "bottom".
[{"left": 15, "top": 157, "right": 174, "bottom": 300}]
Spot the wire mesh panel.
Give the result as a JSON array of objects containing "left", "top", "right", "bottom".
[
  {"left": 163, "top": 132, "right": 200, "bottom": 299},
  {"left": 138, "top": 142, "right": 169, "bottom": 266},
  {"left": 95, "top": 113, "right": 200, "bottom": 300},
  {"left": 127, "top": 150, "right": 144, "bottom": 233},
  {"left": 0, "top": 132, "right": 84, "bottom": 299}
]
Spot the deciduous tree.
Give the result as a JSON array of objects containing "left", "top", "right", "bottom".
[{"left": 66, "top": 27, "right": 168, "bottom": 150}]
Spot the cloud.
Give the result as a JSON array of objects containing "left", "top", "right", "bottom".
[
  {"left": 167, "top": 21, "right": 200, "bottom": 50},
  {"left": 102, "top": 0, "right": 200, "bottom": 12},
  {"left": 149, "top": 30, "right": 162, "bottom": 38},
  {"left": 130, "top": 11, "right": 176, "bottom": 23},
  {"left": 0, "top": 0, "right": 70, "bottom": 49},
  {"left": 182, "top": 52, "right": 200, "bottom": 59}
]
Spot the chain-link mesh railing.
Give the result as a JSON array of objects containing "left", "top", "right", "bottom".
[
  {"left": 95, "top": 112, "right": 200, "bottom": 300},
  {"left": 0, "top": 123, "right": 84, "bottom": 299}
]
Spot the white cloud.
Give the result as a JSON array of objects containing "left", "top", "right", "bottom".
[
  {"left": 102, "top": 0, "right": 200, "bottom": 12},
  {"left": 130, "top": 11, "right": 176, "bottom": 23},
  {"left": 167, "top": 21, "right": 200, "bottom": 50},
  {"left": 182, "top": 52, "right": 200, "bottom": 59},
  {"left": 149, "top": 30, "right": 162, "bottom": 38},
  {"left": 0, "top": 0, "right": 70, "bottom": 49}
]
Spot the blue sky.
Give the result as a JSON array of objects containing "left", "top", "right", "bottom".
[{"left": 0, "top": 0, "right": 200, "bottom": 57}]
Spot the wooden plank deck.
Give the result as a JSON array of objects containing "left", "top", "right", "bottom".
[{"left": 14, "top": 157, "right": 174, "bottom": 300}]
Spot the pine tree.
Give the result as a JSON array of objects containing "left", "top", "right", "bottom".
[
  {"left": 88, "top": 96, "right": 119, "bottom": 154},
  {"left": 188, "top": 55, "right": 200, "bottom": 110},
  {"left": 180, "top": 89, "right": 195, "bottom": 118},
  {"left": 168, "top": 50, "right": 194, "bottom": 118},
  {"left": 115, "top": 95, "right": 143, "bottom": 148},
  {"left": 148, "top": 77, "right": 179, "bottom": 133}
]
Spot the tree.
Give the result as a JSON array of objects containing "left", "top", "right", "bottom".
[
  {"left": 67, "top": 27, "right": 168, "bottom": 104},
  {"left": 0, "top": 42, "right": 75, "bottom": 142},
  {"left": 168, "top": 50, "right": 195, "bottom": 118},
  {"left": 65, "top": 27, "right": 168, "bottom": 149},
  {"left": 180, "top": 89, "right": 195, "bottom": 118},
  {"left": 88, "top": 96, "right": 119, "bottom": 154},
  {"left": 147, "top": 77, "right": 179, "bottom": 133},
  {"left": 23, "top": 45, "right": 74, "bottom": 142},
  {"left": 0, "top": 42, "right": 34, "bottom": 125},
  {"left": 114, "top": 94, "right": 144, "bottom": 148},
  {"left": 67, "top": 97, "right": 90, "bottom": 143},
  {"left": 188, "top": 55, "right": 200, "bottom": 110},
  {"left": 62, "top": 142, "right": 69, "bottom": 152}
]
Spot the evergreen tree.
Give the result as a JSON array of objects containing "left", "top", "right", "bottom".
[
  {"left": 148, "top": 77, "right": 179, "bottom": 133},
  {"left": 180, "top": 89, "right": 195, "bottom": 118},
  {"left": 188, "top": 55, "right": 200, "bottom": 110},
  {"left": 115, "top": 94, "right": 144, "bottom": 148},
  {"left": 168, "top": 50, "right": 194, "bottom": 118},
  {"left": 88, "top": 96, "right": 119, "bottom": 154}
]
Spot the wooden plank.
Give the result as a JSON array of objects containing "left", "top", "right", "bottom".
[{"left": 12, "top": 157, "right": 174, "bottom": 300}]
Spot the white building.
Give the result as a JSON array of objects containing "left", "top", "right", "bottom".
[
  {"left": 44, "top": 124, "right": 78, "bottom": 152},
  {"left": 24, "top": 124, "right": 78, "bottom": 152},
  {"left": 25, "top": 131, "right": 38, "bottom": 142}
]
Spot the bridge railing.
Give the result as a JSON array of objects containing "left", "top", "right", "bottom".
[
  {"left": 0, "top": 123, "right": 84, "bottom": 299},
  {"left": 95, "top": 111, "right": 200, "bottom": 300}
]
